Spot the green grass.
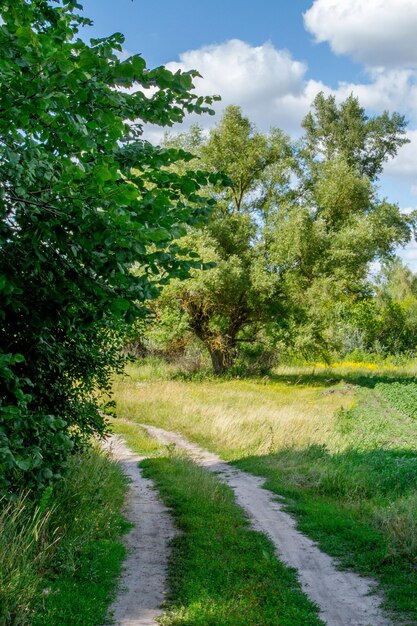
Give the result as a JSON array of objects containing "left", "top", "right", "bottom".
[
  {"left": 375, "top": 380, "right": 417, "bottom": 419},
  {"left": 0, "top": 447, "right": 129, "bottom": 626},
  {"left": 113, "top": 359, "right": 417, "bottom": 624},
  {"left": 112, "top": 420, "right": 323, "bottom": 625},
  {"left": 109, "top": 417, "right": 161, "bottom": 456}
]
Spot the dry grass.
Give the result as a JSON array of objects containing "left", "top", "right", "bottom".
[{"left": 113, "top": 369, "right": 357, "bottom": 460}]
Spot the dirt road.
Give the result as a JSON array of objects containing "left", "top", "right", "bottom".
[
  {"left": 142, "top": 423, "right": 391, "bottom": 626},
  {"left": 103, "top": 436, "right": 176, "bottom": 626}
]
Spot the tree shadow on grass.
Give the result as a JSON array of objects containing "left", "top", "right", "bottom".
[
  {"left": 173, "top": 363, "right": 417, "bottom": 389},
  {"left": 237, "top": 444, "right": 417, "bottom": 500},
  {"left": 265, "top": 369, "right": 417, "bottom": 389}
]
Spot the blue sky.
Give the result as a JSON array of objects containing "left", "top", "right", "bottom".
[
  {"left": 81, "top": 0, "right": 363, "bottom": 86},
  {"left": 81, "top": 0, "right": 417, "bottom": 268}
]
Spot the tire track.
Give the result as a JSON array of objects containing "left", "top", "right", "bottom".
[{"left": 103, "top": 436, "right": 177, "bottom": 626}]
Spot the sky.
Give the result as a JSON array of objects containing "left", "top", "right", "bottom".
[{"left": 81, "top": 0, "right": 417, "bottom": 269}]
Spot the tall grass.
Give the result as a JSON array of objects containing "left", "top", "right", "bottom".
[
  {"left": 114, "top": 361, "right": 416, "bottom": 460},
  {"left": 0, "top": 446, "right": 128, "bottom": 626},
  {"left": 114, "top": 373, "right": 350, "bottom": 460},
  {"left": 0, "top": 495, "right": 54, "bottom": 625}
]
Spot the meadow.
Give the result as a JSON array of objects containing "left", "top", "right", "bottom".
[{"left": 112, "top": 358, "right": 417, "bottom": 623}]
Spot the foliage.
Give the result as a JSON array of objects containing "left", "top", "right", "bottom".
[
  {"left": 376, "top": 380, "right": 417, "bottom": 419},
  {"left": 145, "top": 94, "right": 415, "bottom": 371},
  {"left": 301, "top": 92, "right": 409, "bottom": 180},
  {"left": 268, "top": 93, "right": 415, "bottom": 358},
  {"left": 333, "top": 258, "right": 417, "bottom": 356},
  {"left": 0, "top": 0, "right": 217, "bottom": 493}
]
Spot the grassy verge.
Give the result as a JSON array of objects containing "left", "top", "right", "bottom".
[
  {"left": 0, "top": 446, "right": 129, "bottom": 626},
  {"left": 110, "top": 423, "right": 323, "bottom": 626},
  {"left": 113, "top": 360, "right": 417, "bottom": 624}
]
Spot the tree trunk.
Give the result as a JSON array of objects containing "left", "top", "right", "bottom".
[{"left": 209, "top": 344, "right": 235, "bottom": 375}]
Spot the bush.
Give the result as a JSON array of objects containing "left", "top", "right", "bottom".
[{"left": 0, "top": 0, "right": 216, "bottom": 494}]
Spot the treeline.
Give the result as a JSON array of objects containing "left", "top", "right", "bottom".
[{"left": 132, "top": 102, "right": 417, "bottom": 372}]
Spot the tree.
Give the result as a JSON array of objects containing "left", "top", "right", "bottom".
[
  {"left": 370, "top": 259, "right": 417, "bottom": 354},
  {"left": 152, "top": 107, "right": 294, "bottom": 373},
  {"left": 301, "top": 92, "right": 409, "bottom": 180},
  {"left": 0, "top": 0, "right": 217, "bottom": 494},
  {"left": 266, "top": 93, "right": 415, "bottom": 358},
  {"left": 149, "top": 97, "right": 415, "bottom": 369}
]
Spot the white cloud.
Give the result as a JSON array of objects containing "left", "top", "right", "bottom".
[
  {"left": 163, "top": 39, "right": 315, "bottom": 133},
  {"left": 383, "top": 130, "right": 417, "bottom": 179},
  {"left": 334, "top": 69, "right": 417, "bottom": 120},
  {"left": 167, "top": 39, "right": 306, "bottom": 105},
  {"left": 144, "top": 39, "right": 417, "bottom": 140},
  {"left": 304, "top": 0, "right": 417, "bottom": 68}
]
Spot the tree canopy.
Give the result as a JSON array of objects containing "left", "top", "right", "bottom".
[{"left": 154, "top": 106, "right": 294, "bottom": 373}]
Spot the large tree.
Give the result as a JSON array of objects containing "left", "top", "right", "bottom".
[
  {"left": 0, "top": 0, "right": 217, "bottom": 493},
  {"left": 150, "top": 96, "right": 416, "bottom": 368},
  {"left": 152, "top": 106, "right": 294, "bottom": 373}
]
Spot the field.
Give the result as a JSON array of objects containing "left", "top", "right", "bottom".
[{"left": 112, "top": 359, "right": 417, "bottom": 624}]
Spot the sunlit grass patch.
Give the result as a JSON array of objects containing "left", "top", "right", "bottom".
[
  {"left": 311, "top": 360, "right": 397, "bottom": 371},
  {"left": 113, "top": 376, "right": 353, "bottom": 461}
]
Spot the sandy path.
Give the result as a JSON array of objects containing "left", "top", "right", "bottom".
[
  {"left": 142, "top": 424, "right": 391, "bottom": 626},
  {"left": 103, "top": 436, "right": 177, "bottom": 626}
]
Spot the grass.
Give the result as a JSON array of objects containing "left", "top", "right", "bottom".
[
  {"left": 237, "top": 449, "right": 417, "bottom": 622},
  {"left": 0, "top": 494, "right": 54, "bottom": 625},
  {"left": 0, "top": 446, "right": 129, "bottom": 626},
  {"left": 113, "top": 359, "right": 417, "bottom": 624},
  {"left": 111, "top": 422, "right": 323, "bottom": 625},
  {"left": 113, "top": 363, "right": 355, "bottom": 460}
]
